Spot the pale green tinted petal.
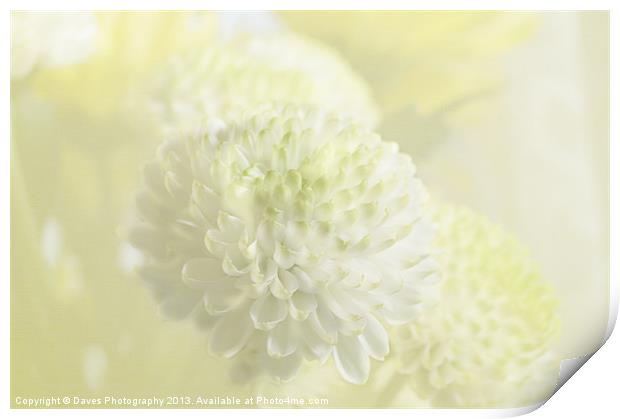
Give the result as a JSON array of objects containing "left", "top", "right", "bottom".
[
  {"left": 208, "top": 305, "right": 254, "bottom": 358},
  {"left": 250, "top": 293, "right": 288, "bottom": 331},
  {"left": 334, "top": 334, "right": 370, "bottom": 385}
]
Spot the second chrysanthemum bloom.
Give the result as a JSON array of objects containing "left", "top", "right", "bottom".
[
  {"left": 394, "top": 205, "right": 561, "bottom": 407},
  {"left": 129, "top": 104, "right": 439, "bottom": 384}
]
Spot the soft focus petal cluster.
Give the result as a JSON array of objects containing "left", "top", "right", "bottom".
[
  {"left": 11, "top": 11, "right": 97, "bottom": 79},
  {"left": 129, "top": 104, "right": 438, "bottom": 384},
  {"left": 393, "top": 205, "right": 560, "bottom": 407},
  {"left": 28, "top": 11, "right": 217, "bottom": 118},
  {"left": 149, "top": 34, "right": 379, "bottom": 135}
]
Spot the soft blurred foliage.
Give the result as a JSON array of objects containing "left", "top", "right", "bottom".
[
  {"left": 279, "top": 11, "right": 539, "bottom": 157},
  {"left": 11, "top": 11, "right": 609, "bottom": 408}
]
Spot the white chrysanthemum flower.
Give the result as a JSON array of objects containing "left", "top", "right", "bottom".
[
  {"left": 148, "top": 33, "right": 378, "bottom": 135},
  {"left": 129, "top": 104, "right": 437, "bottom": 384},
  {"left": 11, "top": 11, "right": 97, "bottom": 79},
  {"left": 394, "top": 205, "right": 560, "bottom": 407}
]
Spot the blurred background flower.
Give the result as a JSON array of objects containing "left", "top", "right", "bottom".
[
  {"left": 148, "top": 33, "right": 378, "bottom": 135},
  {"left": 393, "top": 205, "right": 560, "bottom": 408},
  {"left": 279, "top": 11, "right": 539, "bottom": 156},
  {"left": 11, "top": 11, "right": 97, "bottom": 80},
  {"left": 28, "top": 11, "right": 217, "bottom": 119},
  {"left": 10, "top": 10, "right": 609, "bottom": 408}
]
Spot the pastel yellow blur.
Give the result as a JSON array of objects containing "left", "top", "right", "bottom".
[{"left": 10, "top": 11, "right": 608, "bottom": 408}]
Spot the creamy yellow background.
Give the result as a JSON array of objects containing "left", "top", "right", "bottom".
[{"left": 10, "top": 11, "right": 609, "bottom": 407}]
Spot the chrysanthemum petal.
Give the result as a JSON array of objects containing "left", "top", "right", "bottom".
[
  {"left": 263, "top": 350, "right": 303, "bottom": 382},
  {"left": 308, "top": 304, "right": 338, "bottom": 344},
  {"left": 208, "top": 305, "right": 254, "bottom": 358},
  {"left": 289, "top": 291, "right": 317, "bottom": 321},
  {"left": 333, "top": 334, "right": 370, "bottom": 384},
  {"left": 182, "top": 257, "right": 224, "bottom": 287},
  {"left": 250, "top": 293, "right": 288, "bottom": 330},
  {"left": 267, "top": 318, "right": 297, "bottom": 358},
  {"left": 359, "top": 315, "right": 389, "bottom": 360}
]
